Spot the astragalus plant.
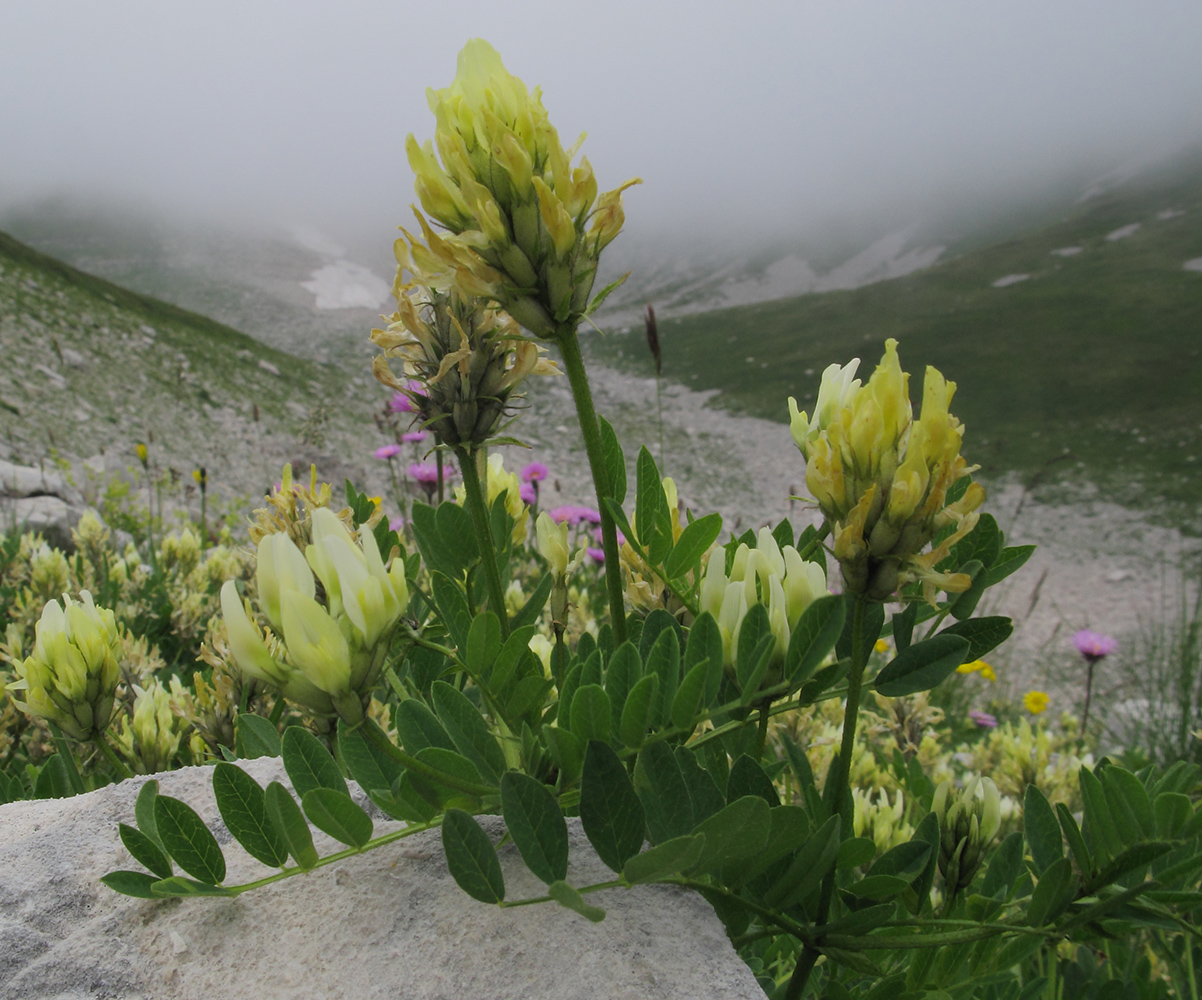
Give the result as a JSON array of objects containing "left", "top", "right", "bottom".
[{"left": 64, "top": 38, "right": 1202, "bottom": 1000}]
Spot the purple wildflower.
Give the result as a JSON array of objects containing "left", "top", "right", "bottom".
[
  {"left": 522, "top": 462, "right": 549, "bottom": 483},
  {"left": 401, "top": 431, "right": 428, "bottom": 444},
  {"left": 520, "top": 483, "right": 537, "bottom": 506},
  {"left": 408, "top": 462, "right": 454, "bottom": 485},
  {"left": 389, "top": 516, "right": 406, "bottom": 531},
  {"left": 1073, "top": 630, "right": 1118, "bottom": 663},
  {"left": 587, "top": 547, "right": 606, "bottom": 564},
  {"left": 969, "top": 710, "right": 998, "bottom": 729},
  {"left": 374, "top": 444, "right": 403, "bottom": 460},
  {"left": 548, "top": 505, "right": 602, "bottom": 526},
  {"left": 388, "top": 393, "right": 413, "bottom": 414}
]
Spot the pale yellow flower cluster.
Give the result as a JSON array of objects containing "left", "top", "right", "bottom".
[
  {"left": 7, "top": 591, "right": 120, "bottom": 741},
  {"left": 221, "top": 507, "right": 409, "bottom": 725},
  {"left": 699, "top": 526, "right": 830, "bottom": 673},
  {"left": 789, "top": 339, "right": 984, "bottom": 602},
  {"left": 404, "top": 39, "right": 640, "bottom": 339}
]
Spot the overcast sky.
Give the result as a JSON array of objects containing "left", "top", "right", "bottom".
[{"left": 3, "top": 0, "right": 1202, "bottom": 252}]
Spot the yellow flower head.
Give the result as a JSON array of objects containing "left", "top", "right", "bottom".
[
  {"left": 789, "top": 339, "right": 983, "bottom": 603},
  {"left": 1023, "top": 690, "right": 1050, "bottom": 715},
  {"left": 406, "top": 39, "right": 641, "bottom": 339},
  {"left": 874, "top": 638, "right": 890, "bottom": 654}
]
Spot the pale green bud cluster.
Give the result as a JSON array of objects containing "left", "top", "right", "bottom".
[
  {"left": 932, "top": 776, "right": 1002, "bottom": 893},
  {"left": 159, "top": 527, "right": 202, "bottom": 576},
  {"left": 220, "top": 508, "right": 409, "bottom": 724},
  {"left": 699, "top": 527, "right": 830, "bottom": 673},
  {"left": 7, "top": 591, "right": 121, "bottom": 741},
  {"left": 114, "top": 679, "right": 184, "bottom": 774},
  {"left": 371, "top": 247, "right": 560, "bottom": 449},
  {"left": 853, "top": 787, "right": 914, "bottom": 853}
]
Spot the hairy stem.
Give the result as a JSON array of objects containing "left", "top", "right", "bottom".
[
  {"left": 789, "top": 593, "right": 871, "bottom": 1000},
  {"left": 94, "top": 733, "right": 134, "bottom": 781},
  {"left": 454, "top": 444, "right": 511, "bottom": 639},
  {"left": 556, "top": 325, "right": 627, "bottom": 644}
]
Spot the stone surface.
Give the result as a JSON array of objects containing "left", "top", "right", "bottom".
[
  {"left": 0, "top": 760, "right": 763, "bottom": 1000},
  {"left": 6, "top": 496, "right": 81, "bottom": 550},
  {"left": 0, "top": 460, "right": 76, "bottom": 502}
]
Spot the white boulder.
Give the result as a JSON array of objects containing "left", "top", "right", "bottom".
[{"left": 0, "top": 759, "right": 763, "bottom": 1000}]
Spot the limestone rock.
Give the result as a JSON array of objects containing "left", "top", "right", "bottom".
[
  {"left": 0, "top": 759, "right": 763, "bottom": 1000},
  {"left": 0, "top": 460, "right": 77, "bottom": 503},
  {"left": 6, "top": 496, "right": 81, "bottom": 551}
]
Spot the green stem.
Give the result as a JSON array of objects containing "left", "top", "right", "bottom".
[
  {"left": 47, "top": 722, "right": 85, "bottom": 794},
  {"left": 358, "top": 713, "right": 496, "bottom": 796},
  {"left": 498, "top": 878, "right": 624, "bottom": 908},
  {"left": 790, "top": 593, "right": 872, "bottom": 999},
  {"left": 94, "top": 733, "right": 134, "bottom": 781},
  {"left": 754, "top": 702, "right": 771, "bottom": 760},
  {"left": 556, "top": 325, "right": 627, "bottom": 644},
  {"left": 454, "top": 444, "right": 511, "bottom": 639},
  {"left": 229, "top": 818, "right": 441, "bottom": 893}
]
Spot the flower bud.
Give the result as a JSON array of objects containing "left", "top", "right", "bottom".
[{"left": 932, "top": 776, "right": 1002, "bottom": 894}]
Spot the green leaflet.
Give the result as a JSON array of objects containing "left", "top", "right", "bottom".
[
  {"left": 579, "top": 740, "right": 646, "bottom": 874},
  {"left": 213, "top": 762, "right": 289, "bottom": 868},
  {"left": 153, "top": 794, "right": 226, "bottom": 885},
  {"left": 301, "top": 788, "right": 373, "bottom": 849},
  {"left": 281, "top": 726, "right": 347, "bottom": 799},
  {"left": 500, "top": 771, "right": 569, "bottom": 885},
  {"left": 442, "top": 809, "right": 505, "bottom": 904}
]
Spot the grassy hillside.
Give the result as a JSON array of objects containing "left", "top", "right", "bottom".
[
  {"left": 590, "top": 159, "right": 1202, "bottom": 523},
  {"left": 0, "top": 230, "right": 379, "bottom": 502}
]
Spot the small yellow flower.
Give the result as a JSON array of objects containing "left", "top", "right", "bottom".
[
  {"left": 1023, "top": 690, "right": 1050, "bottom": 714},
  {"left": 874, "top": 638, "right": 890, "bottom": 654},
  {"left": 135, "top": 443, "right": 149, "bottom": 468},
  {"left": 957, "top": 659, "right": 996, "bottom": 681}
]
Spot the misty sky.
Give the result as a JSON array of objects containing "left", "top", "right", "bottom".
[{"left": 3, "top": 0, "right": 1202, "bottom": 249}]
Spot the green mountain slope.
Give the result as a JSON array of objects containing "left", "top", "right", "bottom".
[
  {"left": 0, "top": 230, "right": 377, "bottom": 501},
  {"left": 591, "top": 159, "right": 1202, "bottom": 521}
]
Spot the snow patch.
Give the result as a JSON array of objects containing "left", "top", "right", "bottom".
[
  {"left": 301, "top": 261, "right": 391, "bottom": 310},
  {"left": 1157, "top": 209, "right": 1185, "bottom": 221},
  {"left": 991, "top": 274, "right": 1030, "bottom": 288},
  {"left": 1184, "top": 258, "right": 1202, "bottom": 273},
  {"left": 719, "top": 255, "right": 818, "bottom": 305},
  {"left": 1050, "top": 246, "right": 1082, "bottom": 257},
  {"left": 815, "top": 231, "right": 944, "bottom": 291},
  {"left": 1105, "top": 223, "right": 1141, "bottom": 242}
]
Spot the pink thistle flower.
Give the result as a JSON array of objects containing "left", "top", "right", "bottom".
[
  {"left": 1073, "top": 630, "right": 1118, "bottom": 663},
  {"left": 374, "top": 444, "right": 403, "bottom": 460},
  {"left": 408, "top": 462, "right": 454, "bottom": 485},
  {"left": 969, "top": 710, "right": 998, "bottom": 729},
  {"left": 521, "top": 462, "right": 549, "bottom": 483}
]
